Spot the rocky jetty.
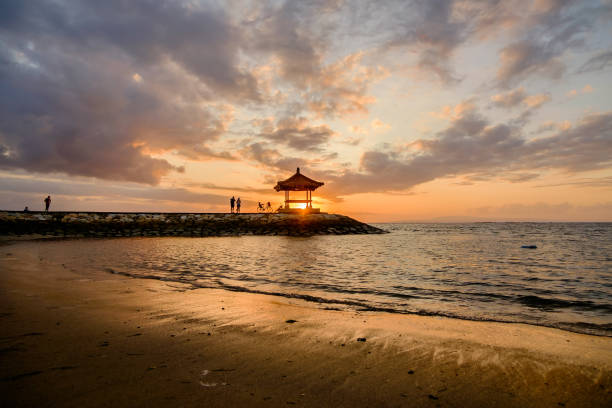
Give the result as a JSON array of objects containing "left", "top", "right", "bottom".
[{"left": 0, "top": 211, "right": 387, "bottom": 238}]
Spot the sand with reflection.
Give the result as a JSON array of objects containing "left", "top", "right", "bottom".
[{"left": 1, "top": 242, "right": 611, "bottom": 407}]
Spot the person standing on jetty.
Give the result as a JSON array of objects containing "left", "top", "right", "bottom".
[
  {"left": 230, "top": 196, "right": 235, "bottom": 213},
  {"left": 44, "top": 195, "right": 51, "bottom": 212},
  {"left": 236, "top": 197, "right": 241, "bottom": 213}
]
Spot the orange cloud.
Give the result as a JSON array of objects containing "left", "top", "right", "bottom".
[
  {"left": 307, "top": 52, "right": 387, "bottom": 118},
  {"left": 371, "top": 119, "right": 391, "bottom": 132},
  {"left": 430, "top": 98, "right": 476, "bottom": 120},
  {"left": 523, "top": 93, "right": 551, "bottom": 108},
  {"left": 491, "top": 87, "right": 550, "bottom": 109},
  {"left": 567, "top": 84, "right": 594, "bottom": 99}
]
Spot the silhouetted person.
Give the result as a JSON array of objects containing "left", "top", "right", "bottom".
[
  {"left": 23, "top": 206, "right": 29, "bottom": 212},
  {"left": 230, "top": 196, "right": 235, "bottom": 213},
  {"left": 44, "top": 195, "right": 51, "bottom": 212},
  {"left": 236, "top": 197, "right": 241, "bottom": 213}
]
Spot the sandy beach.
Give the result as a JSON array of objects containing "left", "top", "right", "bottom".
[{"left": 1, "top": 240, "right": 611, "bottom": 407}]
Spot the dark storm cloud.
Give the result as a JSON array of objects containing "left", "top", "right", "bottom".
[{"left": 323, "top": 110, "right": 612, "bottom": 197}]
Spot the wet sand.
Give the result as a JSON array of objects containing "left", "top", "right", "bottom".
[{"left": 1, "top": 241, "right": 611, "bottom": 407}]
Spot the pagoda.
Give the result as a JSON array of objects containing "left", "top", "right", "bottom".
[{"left": 274, "top": 168, "right": 324, "bottom": 213}]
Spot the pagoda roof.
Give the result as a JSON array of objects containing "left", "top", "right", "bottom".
[{"left": 274, "top": 168, "right": 324, "bottom": 191}]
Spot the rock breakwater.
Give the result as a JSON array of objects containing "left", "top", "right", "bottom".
[{"left": 0, "top": 211, "right": 386, "bottom": 238}]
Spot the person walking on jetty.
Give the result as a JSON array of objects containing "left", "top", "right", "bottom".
[
  {"left": 44, "top": 195, "right": 51, "bottom": 212},
  {"left": 230, "top": 196, "right": 235, "bottom": 213},
  {"left": 236, "top": 197, "right": 241, "bottom": 213}
]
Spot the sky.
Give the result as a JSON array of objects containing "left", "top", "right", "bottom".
[{"left": 1, "top": 0, "right": 611, "bottom": 222}]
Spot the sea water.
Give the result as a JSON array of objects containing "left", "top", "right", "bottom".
[{"left": 20, "top": 223, "right": 612, "bottom": 336}]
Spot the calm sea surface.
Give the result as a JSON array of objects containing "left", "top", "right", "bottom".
[{"left": 22, "top": 223, "right": 612, "bottom": 336}]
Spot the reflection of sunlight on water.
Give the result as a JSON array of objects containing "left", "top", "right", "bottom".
[{"left": 24, "top": 223, "right": 612, "bottom": 336}]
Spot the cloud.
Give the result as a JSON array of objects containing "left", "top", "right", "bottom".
[
  {"left": 566, "top": 84, "right": 594, "bottom": 99},
  {"left": 0, "top": 0, "right": 258, "bottom": 184},
  {"left": 386, "top": 0, "right": 472, "bottom": 84},
  {"left": 249, "top": 4, "right": 384, "bottom": 119},
  {"left": 534, "top": 120, "right": 571, "bottom": 133},
  {"left": 305, "top": 53, "right": 386, "bottom": 118},
  {"left": 577, "top": 49, "right": 612, "bottom": 73},
  {"left": 256, "top": 117, "right": 335, "bottom": 152},
  {"left": 1, "top": 0, "right": 611, "bottom": 194},
  {"left": 239, "top": 143, "right": 306, "bottom": 171},
  {"left": 535, "top": 176, "right": 612, "bottom": 189},
  {"left": 491, "top": 88, "right": 528, "bottom": 108},
  {"left": 495, "top": 1, "right": 612, "bottom": 87},
  {"left": 522, "top": 93, "right": 551, "bottom": 108},
  {"left": 188, "top": 182, "right": 272, "bottom": 195},
  {"left": 384, "top": 0, "right": 519, "bottom": 84},
  {"left": 430, "top": 98, "right": 477, "bottom": 120},
  {"left": 381, "top": 0, "right": 610, "bottom": 86},
  {"left": 501, "top": 173, "right": 540, "bottom": 183},
  {"left": 371, "top": 119, "right": 391, "bottom": 132},
  {"left": 322, "top": 110, "right": 612, "bottom": 197},
  {"left": 250, "top": 0, "right": 331, "bottom": 85},
  {"left": 0, "top": 174, "right": 230, "bottom": 211},
  {"left": 370, "top": 0, "right": 611, "bottom": 87},
  {"left": 467, "top": 202, "right": 612, "bottom": 221},
  {"left": 349, "top": 125, "right": 366, "bottom": 134},
  {"left": 340, "top": 136, "right": 363, "bottom": 146},
  {"left": 497, "top": 40, "right": 565, "bottom": 86},
  {"left": 237, "top": 139, "right": 343, "bottom": 191},
  {"left": 527, "top": 111, "right": 612, "bottom": 171},
  {"left": 491, "top": 87, "right": 551, "bottom": 109}
]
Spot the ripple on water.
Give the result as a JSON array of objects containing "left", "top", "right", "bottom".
[{"left": 22, "top": 222, "right": 612, "bottom": 336}]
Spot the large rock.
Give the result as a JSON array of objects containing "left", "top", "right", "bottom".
[{"left": 0, "top": 211, "right": 387, "bottom": 238}]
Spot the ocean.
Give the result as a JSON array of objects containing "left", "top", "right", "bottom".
[{"left": 23, "top": 222, "right": 612, "bottom": 336}]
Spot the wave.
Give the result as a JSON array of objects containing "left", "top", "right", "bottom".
[
  {"left": 103, "top": 267, "right": 612, "bottom": 337},
  {"left": 516, "top": 295, "right": 612, "bottom": 312}
]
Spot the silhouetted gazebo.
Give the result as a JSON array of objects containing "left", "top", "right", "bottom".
[{"left": 274, "top": 168, "right": 324, "bottom": 213}]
